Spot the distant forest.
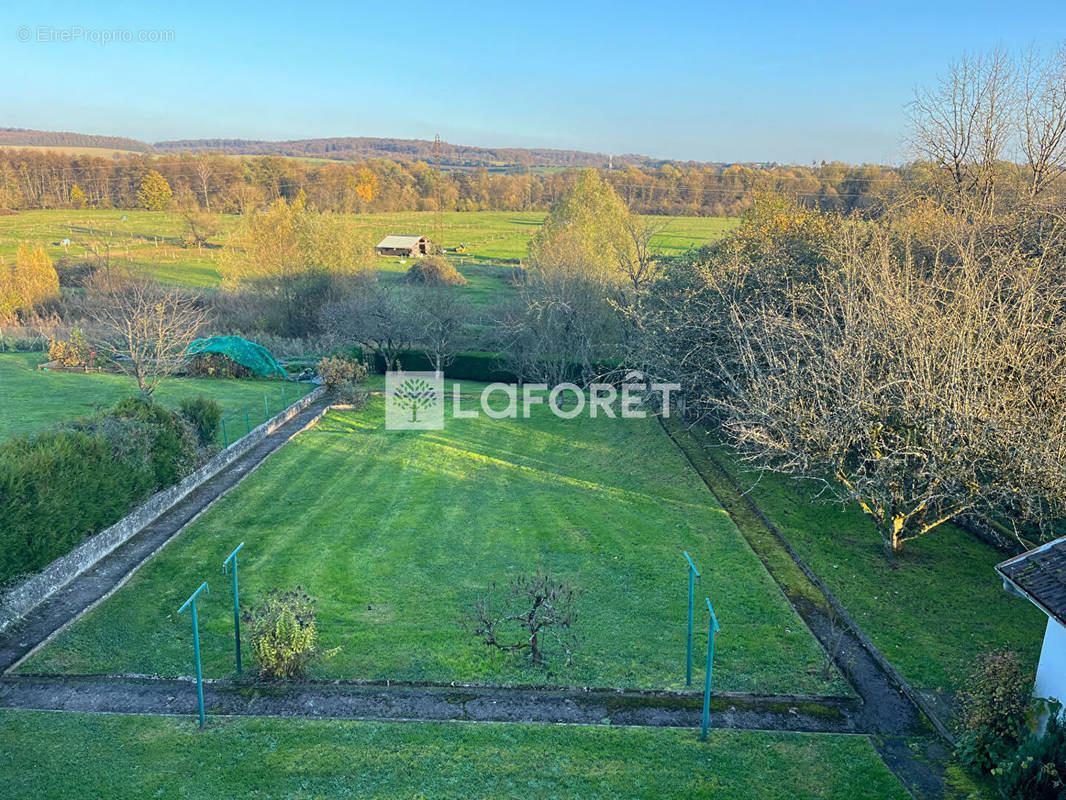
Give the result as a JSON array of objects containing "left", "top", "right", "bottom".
[{"left": 0, "top": 147, "right": 920, "bottom": 217}]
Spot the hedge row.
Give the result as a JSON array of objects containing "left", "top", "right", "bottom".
[
  {"left": 0, "top": 398, "right": 201, "bottom": 586},
  {"left": 345, "top": 347, "right": 606, "bottom": 384}
]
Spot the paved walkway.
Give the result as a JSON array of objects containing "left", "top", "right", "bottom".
[{"left": 0, "top": 676, "right": 867, "bottom": 732}]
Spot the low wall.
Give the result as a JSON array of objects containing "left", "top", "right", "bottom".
[{"left": 0, "top": 386, "right": 325, "bottom": 632}]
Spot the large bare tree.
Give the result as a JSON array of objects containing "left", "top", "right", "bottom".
[
  {"left": 908, "top": 49, "right": 1016, "bottom": 214},
  {"left": 715, "top": 227, "right": 1066, "bottom": 553},
  {"left": 88, "top": 271, "right": 208, "bottom": 395},
  {"left": 410, "top": 286, "right": 471, "bottom": 374},
  {"left": 1020, "top": 44, "right": 1066, "bottom": 200}
]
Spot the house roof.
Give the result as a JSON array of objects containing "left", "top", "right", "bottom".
[
  {"left": 996, "top": 536, "right": 1066, "bottom": 627},
  {"left": 376, "top": 234, "right": 426, "bottom": 249}
]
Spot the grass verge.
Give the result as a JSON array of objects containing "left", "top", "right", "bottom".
[{"left": 0, "top": 710, "right": 908, "bottom": 799}]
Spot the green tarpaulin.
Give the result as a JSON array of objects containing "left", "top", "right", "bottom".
[{"left": 185, "top": 336, "right": 287, "bottom": 378}]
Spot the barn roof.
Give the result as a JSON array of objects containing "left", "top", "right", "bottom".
[
  {"left": 376, "top": 234, "right": 426, "bottom": 249},
  {"left": 996, "top": 536, "right": 1066, "bottom": 627}
]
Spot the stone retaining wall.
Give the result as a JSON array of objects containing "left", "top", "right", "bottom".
[{"left": 0, "top": 386, "right": 325, "bottom": 632}]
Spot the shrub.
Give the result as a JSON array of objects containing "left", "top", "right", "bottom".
[
  {"left": 317, "top": 356, "right": 366, "bottom": 391},
  {"left": 992, "top": 702, "right": 1066, "bottom": 800},
  {"left": 242, "top": 588, "right": 335, "bottom": 679},
  {"left": 109, "top": 397, "right": 199, "bottom": 486},
  {"left": 956, "top": 649, "right": 1033, "bottom": 773},
  {"left": 47, "top": 327, "right": 93, "bottom": 367},
  {"left": 406, "top": 256, "right": 468, "bottom": 287},
  {"left": 0, "top": 398, "right": 199, "bottom": 584},
  {"left": 179, "top": 395, "right": 223, "bottom": 446},
  {"left": 185, "top": 352, "right": 253, "bottom": 379}
]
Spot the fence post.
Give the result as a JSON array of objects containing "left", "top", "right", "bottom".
[
  {"left": 264, "top": 395, "right": 269, "bottom": 421},
  {"left": 245, "top": 407, "right": 250, "bottom": 435},
  {"left": 221, "top": 418, "right": 228, "bottom": 448}
]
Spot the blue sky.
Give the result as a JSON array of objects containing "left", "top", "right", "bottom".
[{"left": 2, "top": 0, "right": 1064, "bottom": 164}]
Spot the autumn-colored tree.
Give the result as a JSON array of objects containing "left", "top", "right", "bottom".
[
  {"left": 137, "top": 170, "right": 173, "bottom": 211},
  {"left": 0, "top": 244, "right": 60, "bottom": 321},
  {"left": 220, "top": 197, "right": 374, "bottom": 335},
  {"left": 528, "top": 168, "right": 636, "bottom": 285},
  {"left": 69, "top": 183, "right": 87, "bottom": 208}
]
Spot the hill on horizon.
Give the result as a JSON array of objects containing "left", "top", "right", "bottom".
[{"left": 0, "top": 127, "right": 688, "bottom": 170}]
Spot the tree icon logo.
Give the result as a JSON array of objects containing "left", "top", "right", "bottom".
[{"left": 385, "top": 371, "right": 444, "bottom": 430}]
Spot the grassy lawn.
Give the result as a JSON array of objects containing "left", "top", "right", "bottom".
[
  {"left": 0, "top": 352, "right": 315, "bottom": 444},
  {"left": 21, "top": 395, "right": 843, "bottom": 695},
  {"left": 0, "top": 209, "right": 735, "bottom": 291},
  {"left": 0, "top": 711, "right": 908, "bottom": 799},
  {"left": 695, "top": 431, "right": 1046, "bottom": 696}
]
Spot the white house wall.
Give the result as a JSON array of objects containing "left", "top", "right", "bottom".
[{"left": 1035, "top": 616, "right": 1066, "bottom": 707}]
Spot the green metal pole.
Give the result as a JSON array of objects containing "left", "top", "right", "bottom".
[
  {"left": 683, "top": 551, "right": 700, "bottom": 686},
  {"left": 282, "top": 384, "right": 287, "bottom": 408},
  {"left": 245, "top": 407, "right": 250, "bottom": 435},
  {"left": 701, "top": 598, "right": 720, "bottom": 741},
  {"left": 191, "top": 599, "right": 204, "bottom": 727},
  {"left": 221, "top": 418, "right": 228, "bottom": 448},
  {"left": 264, "top": 395, "right": 269, "bottom": 421},
  {"left": 223, "top": 542, "right": 245, "bottom": 674},
  {"left": 178, "top": 582, "right": 210, "bottom": 728}
]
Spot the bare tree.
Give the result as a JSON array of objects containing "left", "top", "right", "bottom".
[
  {"left": 87, "top": 270, "right": 208, "bottom": 395},
  {"left": 1020, "top": 44, "right": 1066, "bottom": 200},
  {"left": 716, "top": 227, "right": 1066, "bottom": 554},
  {"left": 617, "top": 215, "right": 668, "bottom": 293},
  {"left": 321, "top": 282, "right": 416, "bottom": 372},
  {"left": 496, "top": 271, "right": 618, "bottom": 386},
  {"left": 411, "top": 286, "right": 470, "bottom": 374},
  {"left": 908, "top": 49, "right": 1016, "bottom": 213},
  {"left": 194, "top": 157, "right": 214, "bottom": 212},
  {"left": 466, "top": 569, "right": 579, "bottom": 665}
]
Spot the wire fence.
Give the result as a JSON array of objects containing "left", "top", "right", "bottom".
[{"left": 216, "top": 382, "right": 317, "bottom": 448}]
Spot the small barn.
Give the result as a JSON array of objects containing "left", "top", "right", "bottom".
[
  {"left": 375, "top": 234, "right": 433, "bottom": 258},
  {"left": 996, "top": 536, "right": 1066, "bottom": 713}
]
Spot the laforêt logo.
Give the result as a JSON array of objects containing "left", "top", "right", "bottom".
[{"left": 385, "top": 371, "right": 445, "bottom": 430}]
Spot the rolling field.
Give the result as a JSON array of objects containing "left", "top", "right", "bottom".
[
  {"left": 0, "top": 712, "right": 907, "bottom": 800},
  {"left": 0, "top": 352, "right": 314, "bottom": 444},
  {"left": 21, "top": 395, "right": 844, "bottom": 695},
  {"left": 0, "top": 209, "right": 736, "bottom": 292}
]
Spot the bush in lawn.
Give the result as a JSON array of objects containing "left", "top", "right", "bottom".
[
  {"left": 179, "top": 395, "right": 223, "bottom": 446},
  {"left": 990, "top": 702, "right": 1066, "bottom": 800},
  {"left": 956, "top": 649, "right": 1033, "bottom": 773},
  {"left": 47, "top": 327, "right": 92, "bottom": 367},
  {"left": 466, "top": 569, "right": 579, "bottom": 665},
  {"left": 185, "top": 352, "right": 253, "bottom": 379},
  {"left": 316, "top": 355, "right": 368, "bottom": 406},
  {"left": 406, "top": 256, "right": 467, "bottom": 287},
  {"left": 242, "top": 588, "right": 335, "bottom": 679},
  {"left": 0, "top": 398, "right": 199, "bottom": 584}
]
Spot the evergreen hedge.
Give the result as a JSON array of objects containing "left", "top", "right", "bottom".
[{"left": 0, "top": 398, "right": 199, "bottom": 585}]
